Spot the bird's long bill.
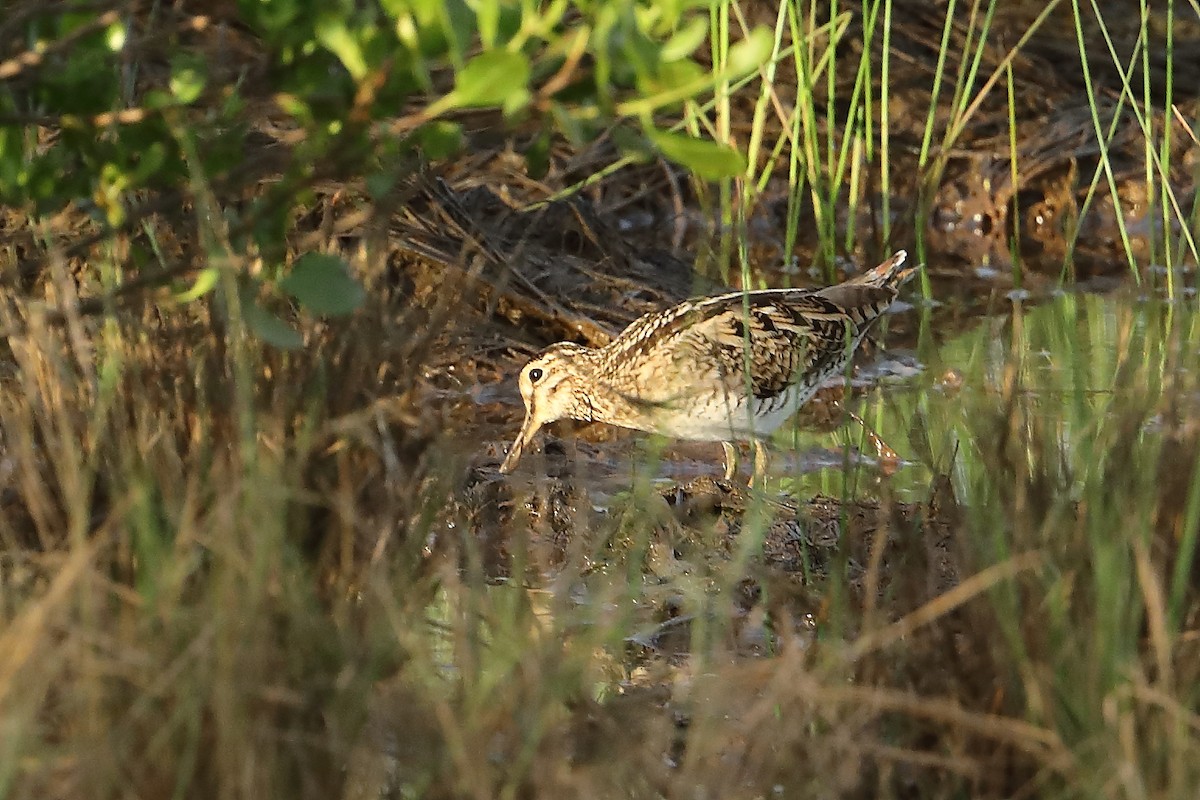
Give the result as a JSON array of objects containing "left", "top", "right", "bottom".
[{"left": 499, "top": 408, "right": 543, "bottom": 474}]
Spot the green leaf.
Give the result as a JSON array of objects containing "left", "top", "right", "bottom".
[
  {"left": 144, "top": 89, "right": 174, "bottom": 110},
  {"left": 0, "top": 127, "right": 21, "bottom": 192},
  {"left": 549, "top": 102, "right": 588, "bottom": 145},
  {"left": 414, "top": 120, "right": 463, "bottom": 159},
  {"left": 653, "top": 59, "right": 705, "bottom": 94},
  {"left": 612, "top": 123, "right": 655, "bottom": 160},
  {"left": 476, "top": 0, "right": 500, "bottom": 47},
  {"left": 365, "top": 172, "right": 395, "bottom": 200},
  {"left": 660, "top": 16, "right": 707, "bottom": 62},
  {"left": 619, "top": 23, "right": 662, "bottom": 90},
  {"left": 316, "top": 17, "right": 368, "bottom": 81},
  {"left": 105, "top": 22, "right": 126, "bottom": 51},
  {"left": 275, "top": 93, "right": 313, "bottom": 124},
  {"left": 647, "top": 129, "right": 745, "bottom": 180},
  {"left": 175, "top": 267, "right": 220, "bottom": 303},
  {"left": 129, "top": 141, "right": 168, "bottom": 184},
  {"left": 500, "top": 88, "right": 531, "bottom": 117},
  {"left": 245, "top": 302, "right": 305, "bottom": 350},
  {"left": 378, "top": 0, "right": 408, "bottom": 18},
  {"left": 524, "top": 129, "right": 551, "bottom": 180},
  {"left": 169, "top": 56, "right": 207, "bottom": 105},
  {"left": 280, "top": 253, "right": 365, "bottom": 316},
  {"left": 727, "top": 26, "right": 773, "bottom": 78},
  {"left": 452, "top": 50, "right": 530, "bottom": 109},
  {"left": 239, "top": 0, "right": 299, "bottom": 35}
]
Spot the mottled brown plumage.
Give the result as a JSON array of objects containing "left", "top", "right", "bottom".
[{"left": 500, "top": 251, "right": 916, "bottom": 480}]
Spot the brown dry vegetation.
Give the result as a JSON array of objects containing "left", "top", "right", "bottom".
[{"left": 1, "top": 1, "right": 1199, "bottom": 799}]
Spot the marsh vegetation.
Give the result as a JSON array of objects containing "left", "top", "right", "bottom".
[{"left": 1, "top": 1, "right": 1199, "bottom": 798}]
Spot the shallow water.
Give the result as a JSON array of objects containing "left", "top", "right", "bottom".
[
  {"left": 468, "top": 285, "right": 1198, "bottom": 509},
  {"left": 816, "top": 287, "right": 1200, "bottom": 504}
]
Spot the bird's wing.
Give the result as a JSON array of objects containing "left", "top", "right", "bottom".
[
  {"left": 598, "top": 291, "right": 851, "bottom": 402},
  {"left": 676, "top": 292, "right": 854, "bottom": 399}
]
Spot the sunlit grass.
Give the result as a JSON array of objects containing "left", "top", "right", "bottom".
[
  {"left": 6, "top": 215, "right": 1200, "bottom": 799},
  {"left": 1067, "top": 0, "right": 1200, "bottom": 292},
  {"left": 3, "top": 1, "right": 1200, "bottom": 798},
  {"left": 774, "top": 289, "right": 1200, "bottom": 793},
  {"left": 778, "top": 291, "right": 1194, "bottom": 500}
]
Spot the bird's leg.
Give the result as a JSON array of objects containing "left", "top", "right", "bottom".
[
  {"left": 751, "top": 440, "right": 771, "bottom": 485},
  {"left": 721, "top": 441, "right": 738, "bottom": 481}
]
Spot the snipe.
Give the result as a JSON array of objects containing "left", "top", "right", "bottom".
[{"left": 499, "top": 251, "right": 917, "bottom": 482}]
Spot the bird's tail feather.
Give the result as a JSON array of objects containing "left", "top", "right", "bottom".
[{"left": 848, "top": 250, "right": 918, "bottom": 289}]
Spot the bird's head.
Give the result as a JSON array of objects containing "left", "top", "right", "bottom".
[{"left": 499, "top": 343, "right": 596, "bottom": 473}]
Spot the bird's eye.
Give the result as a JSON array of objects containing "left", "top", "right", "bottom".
[{"left": 528, "top": 368, "right": 544, "bottom": 383}]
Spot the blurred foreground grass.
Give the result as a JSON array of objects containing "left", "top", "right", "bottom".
[
  {"left": 2, "top": 0, "right": 1199, "bottom": 797},
  {"left": 2, "top": 278, "right": 1199, "bottom": 798}
]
